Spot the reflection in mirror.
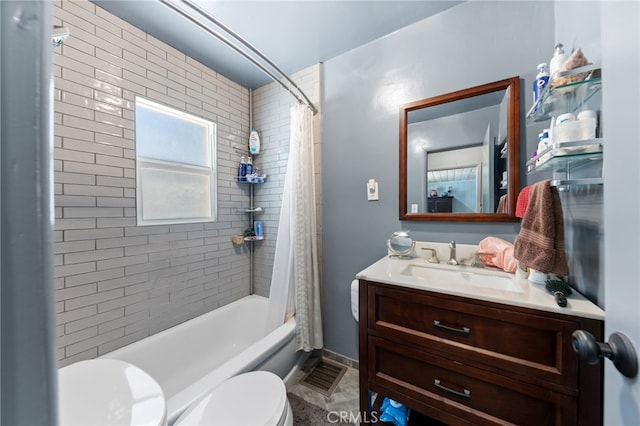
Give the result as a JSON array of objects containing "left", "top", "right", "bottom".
[
  {"left": 427, "top": 163, "right": 479, "bottom": 213},
  {"left": 400, "top": 77, "right": 520, "bottom": 222}
]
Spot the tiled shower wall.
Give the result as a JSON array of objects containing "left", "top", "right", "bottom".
[
  {"left": 53, "top": 0, "right": 253, "bottom": 367},
  {"left": 250, "top": 66, "right": 322, "bottom": 297}
]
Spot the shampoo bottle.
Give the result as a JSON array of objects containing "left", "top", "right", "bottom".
[
  {"left": 238, "top": 156, "right": 247, "bottom": 182},
  {"left": 246, "top": 156, "right": 253, "bottom": 178},
  {"left": 249, "top": 129, "right": 261, "bottom": 155}
]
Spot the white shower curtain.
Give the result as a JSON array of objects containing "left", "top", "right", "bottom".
[{"left": 266, "top": 103, "right": 323, "bottom": 352}]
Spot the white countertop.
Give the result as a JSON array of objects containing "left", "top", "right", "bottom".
[{"left": 356, "top": 244, "right": 605, "bottom": 321}]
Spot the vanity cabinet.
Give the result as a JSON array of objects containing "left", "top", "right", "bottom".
[{"left": 359, "top": 280, "right": 603, "bottom": 425}]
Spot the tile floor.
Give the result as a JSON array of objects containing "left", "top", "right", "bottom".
[{"left": 287, "top": 362, "right": 360, "bottom": 422}]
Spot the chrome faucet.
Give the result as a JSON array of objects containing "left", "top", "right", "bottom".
[
  {"left": 447, "top": 241, "right": 459, "bottom": 265},
  {"left": 421, "top": 247, "right": 440, "bottom": 263}
]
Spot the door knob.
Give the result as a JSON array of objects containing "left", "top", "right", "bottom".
[{"left": 572, "top": 330, "right": 638, "bottom": 378}]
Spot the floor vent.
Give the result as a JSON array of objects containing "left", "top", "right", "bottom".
[{"left": 299, "top": 359, "right": 347, "bottom": 397}]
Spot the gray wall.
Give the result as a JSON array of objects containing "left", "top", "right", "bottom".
[
  {"left": 321, "top": 1, "right": 554, "bottom": 361},
  {"left": 250, "top": 65, "right": 322, "bottom": 297},
  {"left": 53, "top": 1, "right": 324, "bottom": 367},
  {"left": 518, "top": 1, "right": 604, "bottom": 306},
  {"left": 551, "top": 1, "right": 604, "bottom": 306},
  {"left": 53, "top": 1, "right": 253, "bottom": 367}
]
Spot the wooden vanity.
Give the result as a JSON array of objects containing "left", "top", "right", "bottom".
[{"left": 358, "top": 278, "right": 603, "bottom": 425}]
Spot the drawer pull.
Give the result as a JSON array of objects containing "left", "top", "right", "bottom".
[
  {"left": 433, "top": 320, "right": 470, "bottom": 334},
  {"left": 434, "top": 379, "right": 471, "bottom": 398}
]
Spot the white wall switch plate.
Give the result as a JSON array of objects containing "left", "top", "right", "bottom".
[
  {"left": 411, "top": 203, "right": 418, "bottom": 213},
  {"left": 367, "top": 179, "right": 379, "bottom": 201}
]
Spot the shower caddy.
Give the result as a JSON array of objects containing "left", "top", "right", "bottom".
[{"left": 238, "top": 177, "right": 265, "bottom": 242}]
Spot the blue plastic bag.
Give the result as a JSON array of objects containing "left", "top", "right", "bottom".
[{"left": 379, "top": 397, "right": 409, "bottom": 426}]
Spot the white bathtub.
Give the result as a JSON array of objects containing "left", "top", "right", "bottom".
[{"left": 102, "top": 295, "right": 300, "bottom": 425}]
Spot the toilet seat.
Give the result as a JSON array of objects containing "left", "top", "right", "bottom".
[
  {"left": 58, "top": 359, "right": 166, "bottom": 426},
  {"left": 175, "top": 371, "right": 290, "bottom": 426}
]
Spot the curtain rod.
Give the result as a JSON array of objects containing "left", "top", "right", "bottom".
[{"left": 159, "top": 0, "right": 318, "bottom": 115}]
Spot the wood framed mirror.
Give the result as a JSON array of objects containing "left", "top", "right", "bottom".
[{"left": 399, "top": 76, "right": 520, "bottom": 222}]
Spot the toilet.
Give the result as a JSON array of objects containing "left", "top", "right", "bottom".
[
  {"left": 58, "top": 359, "right": 166, "bottom": 426},
  {"left": 59, "top": 360, "right": 291, "bottom": 426},
  {"left": 174, "top": 371, "right": 293, "bottom": 426}
]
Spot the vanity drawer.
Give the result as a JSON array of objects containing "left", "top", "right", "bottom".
[
  {"left": 369, "top": 336, "right": 577, "bottom": 426},
  {"left": 367, "top": 284, "right": 578, "bottom": 388}
]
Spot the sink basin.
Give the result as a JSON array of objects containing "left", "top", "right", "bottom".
[{"left": 400, "top": 263, "right": 523, "bottom": 293}]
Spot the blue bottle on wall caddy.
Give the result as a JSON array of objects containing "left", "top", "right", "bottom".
[
  {"left": 238, "top": 156, "right": 247, "bottom": 182},
  {"left": 254, "top": 221, "right": 263, "bottom": 238}
]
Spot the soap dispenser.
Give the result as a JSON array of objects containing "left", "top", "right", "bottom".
[{"left": 549, "top": 43, "right": 567, "bottom": 80}]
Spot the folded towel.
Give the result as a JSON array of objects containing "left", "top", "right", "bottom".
[
  {"left": 496, "top": 194, "right": 508, "bottom": 214},
  {"left": 513, "top": 180, "right": 569, "bottom": 276},
  {"left": 515, "top": 185, "right": 532, "bottom": 218}
]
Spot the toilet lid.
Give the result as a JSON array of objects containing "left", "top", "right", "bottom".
[
  {"left": 58, "top": 359, "right": 166, "bottom": 426},
  {"left": 175, "top": 371, "right": 287, "bottom": 426}
]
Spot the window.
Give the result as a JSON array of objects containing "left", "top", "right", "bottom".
[{"left": 135, "top": 97, "right": 216, "bottom": 226}]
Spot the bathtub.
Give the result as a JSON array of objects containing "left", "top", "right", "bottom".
[{"left": 102, "top": 295, "right": 300, "bottom": 424}]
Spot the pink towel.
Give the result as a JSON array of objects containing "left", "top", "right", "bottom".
[
  {"left": 478, "top": 237, "right": 517, "bottom": 273},
  {"left": 515, "top": 185, "right": 532, "bottom": 218}
]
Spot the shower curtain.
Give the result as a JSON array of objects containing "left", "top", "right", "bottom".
[{"left": 266, "top": 103, "right": 323, "bottom": 352}]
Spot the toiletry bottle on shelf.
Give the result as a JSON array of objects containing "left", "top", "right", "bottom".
[
  {"left": 253, "top": 220, "right": 263, "bottom": 238},
  {"left": 537, "top": 129, "right": 551, "bottom": 155},
  {"left": 549, "top": 43, "right": 567, "bottom": 80},
  {"left": 249, "top": 129, "right": 261, "bottom": 155},
  {"left": 533, "top": 63, "right": 550, "bottom": 109},
  {"left": 238, "top": 156, "right": 247, "bottom": 182},
  {"left": 246, "top": 157, "right": 253, "bottom": 178}
]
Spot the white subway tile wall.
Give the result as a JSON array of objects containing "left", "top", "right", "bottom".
[
  {"left": 54, "top": 0, "right": 253, "bottom": 366},
  {"left": 251, "top": 65, "right": 322, "bottom": 297}
]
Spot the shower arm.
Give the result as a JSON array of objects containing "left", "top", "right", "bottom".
[{"left": 159, "top": 0, "right": 318, "bottom": 115}]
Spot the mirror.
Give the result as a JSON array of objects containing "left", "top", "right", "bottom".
[{"left": 400, "top": 76, "right": 520, "bottom": 222}]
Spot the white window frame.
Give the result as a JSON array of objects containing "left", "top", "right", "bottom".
[{"left": 135, "top": 97, "right": 217, "bottom": 226}]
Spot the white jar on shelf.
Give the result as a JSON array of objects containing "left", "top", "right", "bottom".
[{"left": 554, "top": 119, "right": 596, "bottom": 144}]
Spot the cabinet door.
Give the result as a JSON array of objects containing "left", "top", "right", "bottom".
[
  {"left": 427, "top": 198, "right": 436, "bottom": 213},
  {"left": 436, "top": 197, "right": 452, "bottom": 212}
]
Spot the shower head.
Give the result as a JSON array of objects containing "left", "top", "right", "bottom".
[{"left": 52, "top": 26, "right": 69, "bottom": 48}]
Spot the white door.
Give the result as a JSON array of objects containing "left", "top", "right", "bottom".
[{"left": 602, "top": 2, "right": 640, "bottom": 424}]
